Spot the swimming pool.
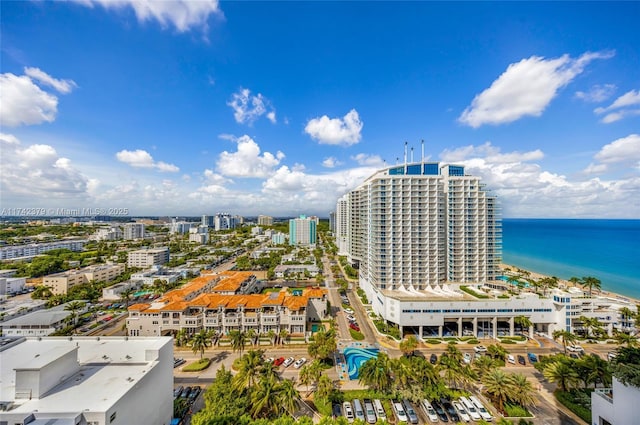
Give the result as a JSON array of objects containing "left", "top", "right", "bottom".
[
  {"left": 497, "top": 275, "right": 530, "bottom": 288},
  {"left": 343, "top": 347, "right": 379, "bottom": 379},
  {"left": 133, "top": 290, "right": 153, "bottom": 297}
]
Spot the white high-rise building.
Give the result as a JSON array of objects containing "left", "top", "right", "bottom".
[
  {"left": 335, "top": 195, "right": 350, "bottom": 256},
  {"left": 342, "top": 161, "right": 500, "bottom": 291},
  {"left": 214, "top": 213, "right": 238, "bottom": 231},
  {"left": 289, "top": 215, "right": 317, "bottom": 246},
  {"left": 123, "top": 223, "right": 145, "bottom": 240}
]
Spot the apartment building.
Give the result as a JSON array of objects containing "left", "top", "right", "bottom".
[
  {"left": 0, "top": 301, "right": 87, "bottom": 337},
  {"left": 335, "top": 195, "right": 349, "bottom": 255},
  {"left": 258, "top": 215, "right": 274, "bottom": 226},
  {"left": 592, "top": 377, "right": 639, "bottom": 425},
  {"left": 214, "top": 213, "right": 239, "bottom": 231},
  {"left": 43, "top": 263, "right": 125, "bottom": 295},
  {"left": 0, "top": 336, "right": 173, "bottom": 425},
  {"left": 0, "top": 239, "right": 87, "bottom": 261},
  {"left": 169, "top": 219, "right": 192, "bottom": 235},
  {"left": 289, "top": 215, "right": 317, "bottom": 246},
  {"left": 123, "top": 223, "right": 145, "bottom": 240},
  {"left": 127, "top": 247, "right": 170, "bottom": 268},
  {"left": 0, "top": 276, "right": 26, "bottom": 296},
  {"left": 127, "top": 271, "right": 326, "bottom": 337}
]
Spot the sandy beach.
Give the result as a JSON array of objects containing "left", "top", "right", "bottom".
[{"left": 500, "top": 263, "right": 640, "bottom": 306}]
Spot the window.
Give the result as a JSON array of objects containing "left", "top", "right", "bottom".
[{"left": 110, "top": 412, "right": 117, "bottom": 423}]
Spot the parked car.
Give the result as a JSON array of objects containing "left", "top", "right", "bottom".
[
  {"left": 527, "top": 352, "right": 538, "bottom": 363},
  {"left": 265, "top": 357, "right": 274, "bottom": 363},
  {"left": 469, "top": 395, "right": 493, "bottom": 422},
  {"left": 346, "top": 314, "right": 356, "bottom": 322},
  {"left": 463, "top": 352, "right": 472, "bottom": 364},
  {"left": 180, "top": 386, "right": 192, "bottom": 399},
  {"left": 274, "top": 357, "right": 285, "bottom": 366},
  {"left": 173, "top": 358, "right": 186, "bottom": 368},
  {"left": 392, "top": 401, "right": 408, "bottom": 423},
  {"left": 441, "top": 398, "right": 460, "bottom": 422},
  {"left": 421, "top": 399, "right": 439, "bottom": 423},
  {"left": 517, "top": 355, "right": 526, "bottom": 365},
  {"left": 453, "top": 400, "right": 471, "bottom": 422},
  {"left": 431, "top": 400, "right": 449, "bottom": 422},
  {"left": 474, "top": 345, "right": 488, "bottom": 353},
  {"left": 460, "top": 396, "right": 481, "bottom": 421},
  {"left": 568, "top": 344, "right": 584, "bottom": 353},
  {"left": 363, "top": 399, "right": 377, "bottom": 424},
  {"left": 430, "top": 353, "right": 438, "bottom": 364},
  {"left": 173, "top": 386, "right": 184, "bottom": 399},
  {"left": 343, "top": 401, "right": 355, "bottom": 423},
  {"left": 344, "top": 308, "right": 354, "bottom": 314},
  {"left": 507, "top": 354, "right": 516, "bottom": 364},
  {"left": 373, "top": 399, "right": 386, "bottom": 421},
  {"left": 353, "top": 399, "right": 365, "bottom": 422},
  {"left": 188, "top": 386, "right": 201, "bottom": 401},
  {"left": 283, "top": 356, "right": 295, "bottom": 367},
  {"left": 403, "top": 399, "right": 419, "bottom": 424},
  {"left": 332, "top": 403, "right": 342, "bottom": 419},
  {"left": 349, "top": 322, "right": 361, "bottom": 332},
  {"left": 293, "top": 357, "right": 307, "bottom": 369}
]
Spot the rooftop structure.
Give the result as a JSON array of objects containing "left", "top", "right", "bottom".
[
  {"left": 0, "top": 336, "right": 173, "bottom": 425},
  {"left": 592, "top": 377, "right": 640, "bottom": 425},
  {"left": 0, "top": 301, "right": 87, "bottom": 337}
]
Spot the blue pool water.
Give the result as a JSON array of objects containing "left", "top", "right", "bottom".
[{"left": 343, "top": 347, "right": 379, "bottom": 379}]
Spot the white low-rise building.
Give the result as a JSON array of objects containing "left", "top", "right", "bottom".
[
  {"left": 43, "top": 264, "right": 125, "bottom": 295},
  {"left": 591, "top": 377, "right": 640, "bottom": 425},
  {"left": 127, "top": 247, "right": 169, "bottom": 268},
  {"left": 0, "top": 239, "right": 87, "bottom": 261},
  {"left": 102, "top": 280, "right": 143, "bottom": 301},
  {"left": 0, "top": 336, "right": 173, "bottom": 425},
  {"left": 0, "top": 277, "right": 26, "bottom": 296},
  {"left": 0, "top": 302, "right": 87, "bottom": 337}
]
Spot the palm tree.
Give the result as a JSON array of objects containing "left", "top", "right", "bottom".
[
  {"left": 119, "top": 287, "right": 136, "bottom": 309},
  {"left": 399, "top": 335, "right": 419, "bottom": 356},
  {"left": 619, "top": 307, "right": 636, "bottom": 333},
  {"left": 247, "top": 328, "right": 257, "bottom": 347},
  {"left": 577, "top": 354, "right": 612, "bottom": 388},
  {"left": 509, "top": 373, "right": 537, "bottom": 408},
  {"left": 614, "top": 330, "right": 639, "bottom": 347},
  {"left": 175, "top": 328, "right": 189, "bottom": 347},
  {"left": 483, "top": 369, "right": 513, "bottom": 413},
  {"left": 250, "top": 376, "right": 280, "bottom": 418},
  {"left": 279, "top": 328, "right": 289, "bottom": 345},
  {"left": 577, "top": 316, "right": 604, "bottom": 339},
  {"left": 233, "top": 350, "right": 265, "bottom": 390},
  {"left": 190, "top": 329, "right": 211, "bottom": 359},
  {"left": 64, "top": 300, "right": 85, "bottom": 328},
  {"left": 487, "top": 343, "right": 509, "bottom": 361},
  {"left": 437, "top": 353, "right": 466, "bottom": 389},
  {"left": 514, "top": 316, "right": 533, "bottom": 335},
  {"left": 298, "top": 364, "right": 313, "bottom": 393},
  {"left": 581, "top": 276, "right": 602, "bottom": 297},
  {"left": 358, "top": 352, "right": 391, "bottom": 392},
  {"left": 445, "top": 341, "right": 464, "bottom": 363},
  {"left": 543, "top": 360, "right": 580, "bottom": 392},
  {"left": 267, "top": 329, "right": 276, "bottom": 346},
  {"left": 229, "top": 329, "right": 247, "bottom": 356},
  {"left": 552, "top": 329, "right": 577, "bottom": 354},
  {"left": 473, "top": 354, "right": 495, "bottom": 379},
  {"left": 315, "top": 375, "right": 334, "bottom": 401},
  {"left": 277, "top": 378, "right": 300, "bottom": 416}
]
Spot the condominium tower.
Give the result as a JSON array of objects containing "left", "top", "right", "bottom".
[{"left": 289, "top": 215, "right": 317, "bottom": 246}]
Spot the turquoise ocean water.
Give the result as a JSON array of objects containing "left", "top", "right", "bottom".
[{"left": 502, "top": 219, "right": 640, "bottom": 299}]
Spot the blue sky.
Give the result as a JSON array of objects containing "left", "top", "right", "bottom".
[{"left": 1, "top": 1, "right": 639, "bottom": 218}]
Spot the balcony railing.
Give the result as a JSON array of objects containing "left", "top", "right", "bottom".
[{"left": 594, "top": 388, "right": 613, "bottom": 403}]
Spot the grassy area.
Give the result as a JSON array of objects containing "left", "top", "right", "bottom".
[
  {"left": 460, "top": 285, "right": 490, "bottom": 299},
  {"left": 342, "top": 389, "right": 389, "bottom": 401},
  {"left": 183, "top": 358, "right": 211, "bottom": 372},
  {"left": 350, "top": 329, "right": 365, "bottom": 340},
  {"left": 313, "top": 397, "right": 332, "bottom": 417},
  {"left": 424, "top": 339, "right": 442, "bottom": 344},
  {"left": 504, "top": 403, "right": 533, "bottom": 417}
]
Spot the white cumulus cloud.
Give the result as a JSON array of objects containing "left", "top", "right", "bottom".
[
  {"left": 0, "top": 67, "right": 76, "bottom": 127},
  {"left": 71, "top": 0, "right": 222, "bottom": 33},
  {"left": 305, "top": 109, "right": 363, "bottom": 146},
  {"left": 459, "top": 50, "right": 615, "bottom": 128},
  {"left": 574, "top": 84, "right": 616, "bottom": 103},
  {"left": 351, "top": 153, "right": 385, "bottom": 167},
  {"left": 583, "top": 134, "right": 640, "bottom": 173},
  {"left": 594, "top": 89, "right": 640, "bottom": 123},
  {"left": 216, "top": 135, "right": 284, "bottom": 178},
  {"left": 227, "top": 88, "right": 276, "bottom": 126},
  {"left": 322, "top": 157, "right": 342, "bottom": 168},
  {"left": 24, "top": 67, "right": 78, "bottom": 94},
  {"left": 116, "top": 149, "right": 179, "bottom": 172}
]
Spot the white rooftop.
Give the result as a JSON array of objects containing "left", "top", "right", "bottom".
[{"left": 0, "top": 336, "right": 171, "bottom": 414}]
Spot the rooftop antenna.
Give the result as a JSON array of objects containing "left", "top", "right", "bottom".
[
  {"left": 421, "top": 139, "right": 425, "bottom": 163},
  {"left": 410, "top": 147, "right": 414, "bottom": 163},
  {"left": 404, "top": 142, "right": 408, "bottom": 166},
  {"left": 396, "top": 157, "right": 399, "bottom": 165}
]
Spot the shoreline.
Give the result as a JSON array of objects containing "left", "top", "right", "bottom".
[{"left": 500, "top": 263, "right": 640, "bottom": 306}]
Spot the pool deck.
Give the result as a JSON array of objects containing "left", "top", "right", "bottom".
[{"left": 335, "top": 341, "right": 383, "bottom": 381}]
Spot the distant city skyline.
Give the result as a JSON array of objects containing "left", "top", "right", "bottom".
[{"left": 1, "top": 2, "right": 639, "bottom": 218}]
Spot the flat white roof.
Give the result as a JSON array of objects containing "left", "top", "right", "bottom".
[{"left": 0, "top": 336, "right": 171, "bottom": 413}]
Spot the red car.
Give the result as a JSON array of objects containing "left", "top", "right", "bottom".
[
  {"left": 349, "top": 322, "right": 360, "bottom": 332},
  {"left": 273, "top": 357, "right": 285, "bottom": 366}
]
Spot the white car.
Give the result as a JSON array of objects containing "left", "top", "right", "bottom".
[
  {"left": 343, "top": 401, "right": 355, "bottom": 423},
  {"left": 293, "top": 357, "right": 307, "bottom": 369},
  {"left": 474, "top": 345, "right": 488, "bottom": 353},
  {"left": 420, "top": 399, "right": 439, "bottom": 423},
  {"left": 346, "top": 314, "right": 356, "bottom": 322},
  {"left": 344, "top": 308, "right": 354, "bottom": 314},
  {"left": 463, "top": 352, "right": 472, "bottom": 364},
  {"left": 469, "top": 395, "right": 493, "bottom": 422},
  {"left": 507, "top": 354, "right": 516, "bottom": 364},
  {"left": 392, "top": 401, "right": 408, "bottom": 423},
  {"left": 265, "top": 357, "right": 274, "bottom": 363},
  {"left": 283, "top": 357, "right": 295, "bottom": 367},
  {"left": 453, "top": 400, "right": 471, "bottom": 422},
  {"left": 568, "top": 345, "right": 584, "bottom": 353},
  {"left": 460, "top": 396, "right": 481, "bottom": 421}
]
